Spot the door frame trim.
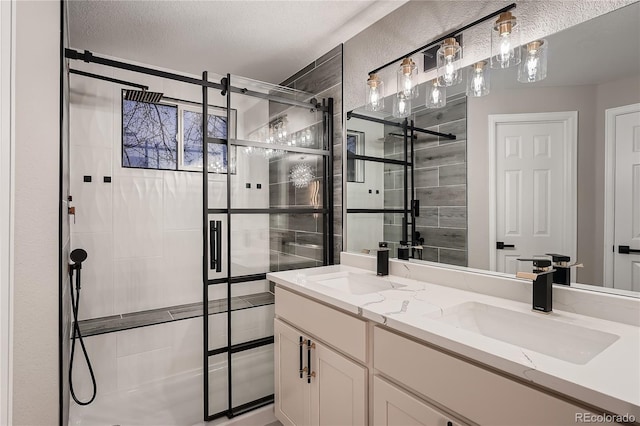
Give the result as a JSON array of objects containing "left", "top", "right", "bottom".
[
  {"left": 488, "top": 111, "right": 578, "bottom": 271},
  {"left": 603, "top": 103, "right": 640, "bottom": 288}
]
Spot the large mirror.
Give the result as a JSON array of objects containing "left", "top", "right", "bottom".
[{"left": 345, "top": 2, "right": 640, "bottom": 295}]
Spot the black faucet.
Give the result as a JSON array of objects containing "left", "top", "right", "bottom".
[
  {"left": 377, "top": 242, "right": 389, "bottom": 276},
  {"left": 546, "top": 253, "right": 571, "bottom": 285},
  {"left": 516, "top": 259, "right": 554, "bottom": 313}
]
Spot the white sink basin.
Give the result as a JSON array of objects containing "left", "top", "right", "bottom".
[
  {"left": 307, "top": 271, "right": 406, "bottom": 295},
  {"left": 426, "top": 302, "right": 619, "bottom": 364}
]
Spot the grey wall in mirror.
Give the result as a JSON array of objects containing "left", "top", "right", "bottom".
[{"left": 344, "top": 2, "right": 640, "bottom": 295}]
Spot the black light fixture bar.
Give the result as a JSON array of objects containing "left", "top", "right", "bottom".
[
  {"left": 348, "top": 112, "right": 456, "bottom": 140},
  {"left": 69, "top": 69, "right": 148, "bottom": 90},
  {"left": 368, "top": 3, "right": 516, "bottom": 75}
]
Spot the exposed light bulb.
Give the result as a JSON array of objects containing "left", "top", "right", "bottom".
[
  {"left": 437, "top": 38, "right": 462, "bottom": 87},
  {"left": 491, "top": 12, "right": 521, "bottom": 69},
  {"left": 397, "top": 58, "right": 418, "bottom": 99},
  {"left": 393, "top": 93, "right": 411, "bottom": 118},
  {"left": 466, "top": 61, "right": 489, "bottom": 97},
  {"left": 518, "top": 40, "right": 547, "bottom": 83},
  {"left": 426, "top": 80, "right": 446, "bottom": 109},
  {"left": 365, "top": 73, "right": 384, "bottom": 112}
]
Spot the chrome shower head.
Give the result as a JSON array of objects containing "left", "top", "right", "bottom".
[{"left": 123, "top": 89, "right": 164, "bottom": 104}]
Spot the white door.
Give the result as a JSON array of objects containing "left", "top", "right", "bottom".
[
  {"left": 490, "top": 112, "right": 577, "bottom": 274},
  {"left": 274, "top": 319, "right": 310, "bottom": 426},
  {"left": 373, "top": 376, "right": 467, "bottom": 426},
  {"left": 309, "top": 339, "right": 367, "bottom": 426},
  {"left": 607, "top": 104, "right": 640, "bottom": 291}
]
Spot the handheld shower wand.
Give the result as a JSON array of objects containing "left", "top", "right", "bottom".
[{"left": 68, "top": 248, "right": 97, "bottom": 405}]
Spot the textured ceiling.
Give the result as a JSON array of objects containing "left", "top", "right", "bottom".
[{"left": 67, "top": 0, "right": 408, "bottom": 84}]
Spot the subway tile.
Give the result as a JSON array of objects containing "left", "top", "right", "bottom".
[
  {"left": 413, "top": 167, "right": 438, "bottom": 188},
  {"left": 269, "top": 182, "right": 295, "bottom": 207},
  {"left": 415, "top": 246, "right": 439, "bottom": 262},
  {"left": 417, "top": 185, "right": 466, "bottom": 207},
  {"left": 384, "top": 188, "right": 406, "bottom": 209},
  {"left": 439, "top": 163, "right": 466, "bottom": 186},
  {"left": 296, "top": 231, "right": 323, "bottom": 247},
  {"left": 295, "top": 54, "right": 342, "bottom": 96},
  {"left": 439, "top": 118, "right": 467, "bottom": 143},
  {"left": 414, "top": 96, "right": 466, "bottom": 129},
  {"left": 294, "top": 243, "right": 323, "bottom": 261},
  {"left": 439, "top": 206, "right": 468, "bottom": 228},
  {"left": 414, "top": 141, "right": 466, "bottom": 169},
  {"left": 419, "top": 227, "right": 467, "bottom": 250},
  {"left": 295, "top": 178, "right": 324, "bottom": 206},
  {"left": 279, "top": 62, "right": 316, "bottom": 88},
  {"left": 439, "top": 248, "right": 468, "bottom": 267},
  {"left": 415, "top": 207, "right": 438, "bottom": 227}
]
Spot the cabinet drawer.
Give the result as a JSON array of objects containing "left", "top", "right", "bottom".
[
  {"left": 373, "top": 376, "right": 466, "bottom": 426},
  {"left": 275, "top": 287, "right": 367, "bottom": 363},
  {"left": 374, "top": 327, "right": 609, "bottom": 426}
]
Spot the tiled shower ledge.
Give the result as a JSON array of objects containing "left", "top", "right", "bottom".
[{"left": 76, "top": 292, "right": 274, "bottom": 338}]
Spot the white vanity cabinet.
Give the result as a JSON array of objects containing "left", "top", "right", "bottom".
[
  {"left": 373, "top": 375, "right": 467, "bottom": 426},
  {"left": 374, "top": 326, "right": 614, "bottom": 426},
  {"left": 274, "top": 287, "right": 367, "bottom": 426},
  {"left": 273, "top": 283, "right": 618, "bottom": 426}
]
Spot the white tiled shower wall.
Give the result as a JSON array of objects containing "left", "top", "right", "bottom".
[
  {"left": 68, "top": 57, "right": 275, "bottom": 403},
  {"left": 69, "top": 59, "right": 270, "bottom": 319}
]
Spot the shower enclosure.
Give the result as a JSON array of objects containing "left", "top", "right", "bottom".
[{"left": 64, "top": 49, "right": 334, "bottom": 424}]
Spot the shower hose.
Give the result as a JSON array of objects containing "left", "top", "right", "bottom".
[{"left": 68, "top": 248, "right": 97, "bottom": 405}]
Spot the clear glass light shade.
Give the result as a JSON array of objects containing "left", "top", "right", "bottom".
[
  {"left": 426, "top": 80, "right": 446, "bottom": 109},
  {"left": 397, "top": 58, "right": 418, "bottom": 99},
  {"left": 392, "top": 93, "right": 411, "bottom": 118},
  {"left": 365, "top": 73, "right": 384, "bottom": 111},
  {"left": 437, "top": 38, "right": 462, "bottom": 87},
  {"left": 490, "top": 12, "right": 521, "bottom": 69},
  {"left": 466, "top": 61, "right": 490, "bottom": 97},
  {"left": 518, "top": 39, "right": 548, "bottom": 83}
]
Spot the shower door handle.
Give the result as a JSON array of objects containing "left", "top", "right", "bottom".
[{"left": 209, "top": 220, "right": 222, "bottom": 272}]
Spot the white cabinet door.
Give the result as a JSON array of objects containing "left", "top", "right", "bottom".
[
  {"left": 373, "top": 376, "right": 466, "bottom": 426},
  {"left": 310, "top": 340, "right": 367, "bottom": 426},
  {"left": 274, "top": 319, "right": 309, "bottom": 426}
]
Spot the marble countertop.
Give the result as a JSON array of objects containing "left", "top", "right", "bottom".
[{"left": 267, "top": 264, "right": 640, "bottom": 419}]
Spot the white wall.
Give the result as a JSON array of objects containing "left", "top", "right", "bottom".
[
  {"left": 11, "top": 1, "right": 60, "bottom": 424},
  {"left": 0, "top": 1, "right": 14, "bottom": 424},
  {"left": 467, "top": 85, "right": 597, "bottom": 278},
  {"left": 467, "top": 75, "right": 640, "bottom": 285},
  {"left": 343, "top": 0, "right": 634, "bottom": 112}
]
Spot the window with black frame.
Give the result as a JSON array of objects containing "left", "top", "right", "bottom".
[
  {"left": 346, "top": 129, "right": 365, "bottom": 183},
  {"left": 122, "top": 94, "right": 235, "bottom": 173}
]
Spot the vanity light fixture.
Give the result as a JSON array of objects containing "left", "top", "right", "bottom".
[
  {"left": 518, "top": 39, "right": 548, "bottom": 83},
  {"left": 365, "top": 73, "right": 384, "bottom": 112},
  {"left": 393, "top": 92, "right": 412, "bottom": 118},
  {"left": 437, "top": 38, "right": 463, "bottom": 87},
  {"left": 491, "top": 11, "right": 521, "bottom": 69},
  {"left": 466, "top": 61, "right": 490, "bottom": 97},
  {"left": 426, "top": 79, "right": 446, "bottom": 109},
  {"left": 397, "top": 58, "right": 418, "bottom": 99}
]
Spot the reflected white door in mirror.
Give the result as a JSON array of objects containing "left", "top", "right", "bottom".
[
  {"left": 605, "top": 103, "right": 640, "bottom": 292},
  {"left": 489, "top": 112, "right": 577, "bottom": 275}
]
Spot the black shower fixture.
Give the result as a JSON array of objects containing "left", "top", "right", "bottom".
[{"left": 123, "top": 89, "right": 164, "bottom": 104}]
